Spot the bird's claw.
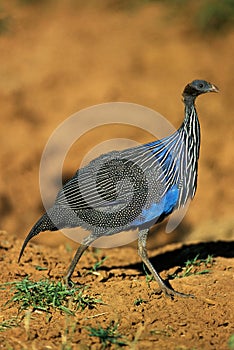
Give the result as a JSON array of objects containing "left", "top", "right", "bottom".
[
  {"left": 63, "top": 276, "right": 73, "bottom": 288},
  {"left": 63, "top": 276, "right": 84, "bottom": 289},
  {"left": 154, "top": 286, "right": 195, "bottom": 299}
]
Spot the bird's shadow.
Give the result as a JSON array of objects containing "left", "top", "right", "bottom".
[{"left": 98, "top": 240, "right": 234, "bottom": 276}]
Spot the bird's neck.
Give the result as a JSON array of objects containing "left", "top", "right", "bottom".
[
  {"left": 181, "top": 97, "right": 201, "bottom": 163},
  {"left": 173, "top": 96, "right": 201, "bottom": 204},
  {"left": 182, "top": 98, "right": 199, "bottom": 132}
]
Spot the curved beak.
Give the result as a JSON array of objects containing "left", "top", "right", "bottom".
[{"left": 210, "top": 84, "right": 219, "bottom": 93}]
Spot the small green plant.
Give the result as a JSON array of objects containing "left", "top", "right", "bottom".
[
  {"left": 143, "top": 263, "right": 154, "bottom": 287},
  {"left": 34, "top": 265, "right": 48, "bottom": 271},
  {"left": 169, "top": 254, "right": 214, "bottom": 279},
  {"left": 86, "top": 321, "right": 127, "bottom": 349},
  {"left": 228, "top": 334, "right": 234, "bottom": 350},
  {"left": 85, "top": 256, "right": 108, "bottom": 276},
  {"left": 8, "top": 277, "right": 102, "bottom": 315},
  {"left": 0, "top": 317, "right": 18, "bottom": 332},
  {"left": 65, "top": 243, "right": 72, "bottom": 253},
  {"left": 150, "top": 328, "right": 171, "bottom": 337},
  {"left": 134, "top": 297, "right": 147, "bottom": 306}
]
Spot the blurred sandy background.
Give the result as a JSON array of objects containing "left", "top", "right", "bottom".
[{"left": 0, "top": 0, "right": 233, "bottom": 249}]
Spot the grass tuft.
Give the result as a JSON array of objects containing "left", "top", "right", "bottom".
[
  {"left": 169, "top": 254, "right": 214, "bottom": 279},
  {"left": 8, "top": 277, "right": 102, "bottom": 315},
  {"left": 85, "top": 256, "right": 108, "bottom": 276},
  {"left": 0, "top": 317, "right": 18, "bottom": 332},
  {"left": 86, "top": 321, "right": 127, "bottom": 349}
]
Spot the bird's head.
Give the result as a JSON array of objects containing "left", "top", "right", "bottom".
[{"left": 183, "top": 80, "right": 219, "bottom": 100}]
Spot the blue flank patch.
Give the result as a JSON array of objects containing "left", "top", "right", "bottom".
[
  {"left": 132, "top": 185, "right": 179, "bottom": 226},
  {"left": 145, "top": 140, "right": 177, "bottom": 181}
]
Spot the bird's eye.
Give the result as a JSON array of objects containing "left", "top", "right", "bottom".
[{"left": 199, "top": 83, "right": 204, "bottom": 88}]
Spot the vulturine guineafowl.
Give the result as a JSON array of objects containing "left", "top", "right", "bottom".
[{"left": 18, "top": 80, "right": 219, "bottom": 298}]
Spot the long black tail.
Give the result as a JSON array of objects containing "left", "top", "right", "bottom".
[{"left": 18, "top": 212, "right": 57, "bottom": 263}]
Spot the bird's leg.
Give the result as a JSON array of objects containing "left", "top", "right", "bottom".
[
  {"left": 138, "top": 230, "right": 194, "bottom": 299},
  {"left": 64, "top": 234, "right": 98, "bottom": 287},
  {"left": 63, "top": 243, "right": 89, "bottom": 287}
]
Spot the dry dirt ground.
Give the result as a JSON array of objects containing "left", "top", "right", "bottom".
[
  {"left": 1, "top": 231, "right": 234, "bottom": 350},
  {"left": 0, "top": 1, "right": 234, "bottom": 349}
]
